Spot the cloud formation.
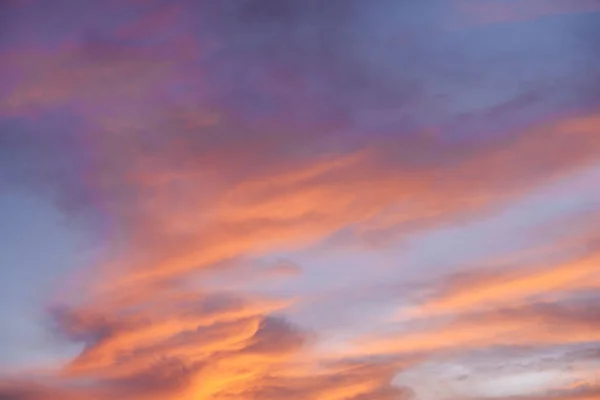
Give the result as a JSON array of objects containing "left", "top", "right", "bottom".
[{"left": 1, "top": 1, "right": 600, "bottom": 399}]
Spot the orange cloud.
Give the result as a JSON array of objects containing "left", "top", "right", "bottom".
[
  {"left": 16, "top": 302, "right": 412, "bottom": 400},
  {"left": 2, "top": 14, "right": 600, "bottom": 399},
  {"left": 408, "top": 251, "right": 600, "bottom": 318},
  {"left": 5, "top": 105, "right": 600, "bottom": 398},
  {"left": 349, "top": 300, "right": 600, "bottom": 362},
  {"left": 72, "top": 109, "right": 600, "bottom": 299}
]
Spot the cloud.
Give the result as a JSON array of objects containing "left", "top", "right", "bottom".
[
  {"left": 33, "top": 284, "right": 409, "bottom": 399},
  {"left": 0, "top": 307, "right": 411, "bottom": 399},
  {"left": 349, "top": 297, "right": 600, "bottom": 363},
  {"left": 409, "top": 250, "right": 600, "bottom": 318},
  {"left": 1, "top": 1, "right": 600, "bottom": 399},
  {"left": 3, "top": 54, "right": 600, "bottom": 400}
]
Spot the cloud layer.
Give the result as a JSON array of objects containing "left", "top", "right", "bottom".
[{"left": 1, "top": 1, "right": 600, "bottom": 399}]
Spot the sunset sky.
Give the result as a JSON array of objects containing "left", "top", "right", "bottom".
[{"left": 1, "top": 1, "right": 600, "bottom": 399}]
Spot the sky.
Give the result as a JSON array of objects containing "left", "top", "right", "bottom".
[{"left": 0, "top": 0, "right": 600, "bottom": 399}]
